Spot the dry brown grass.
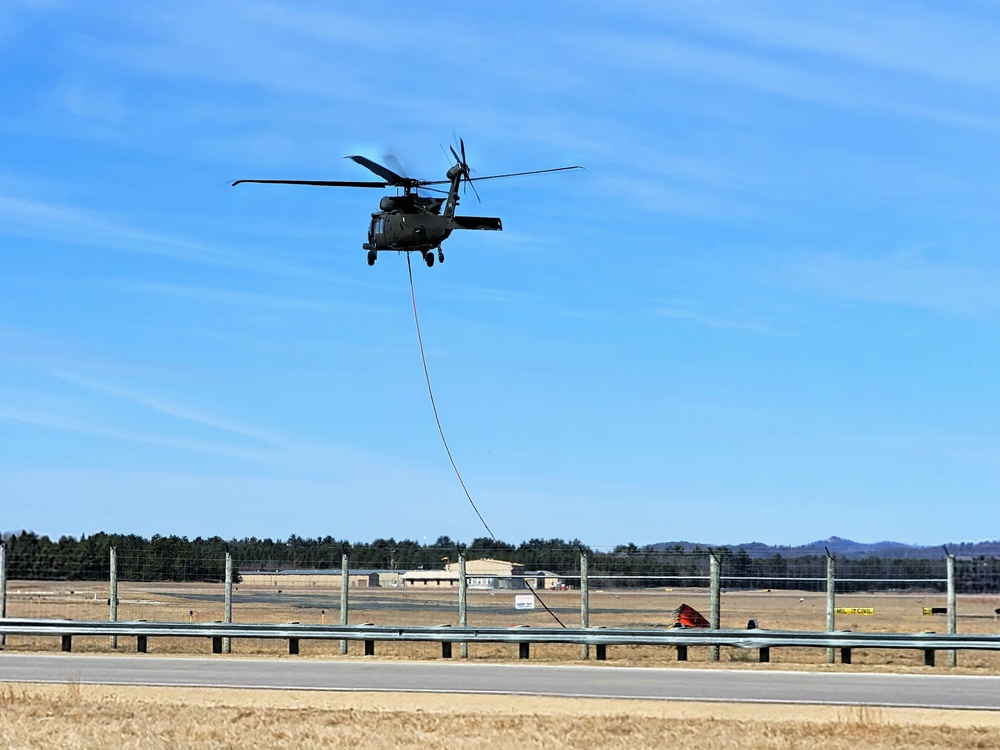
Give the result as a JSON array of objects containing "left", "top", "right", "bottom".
[
  {"left": 5, "top": 581, "right": 999, "bottom": 672},
  {"left": 1, "top": 683, "right": 999, "bottom": 750}
]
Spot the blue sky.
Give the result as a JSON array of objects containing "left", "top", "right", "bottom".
[{"left": 1, "top": 1, "right": 997, "bottom": 548}]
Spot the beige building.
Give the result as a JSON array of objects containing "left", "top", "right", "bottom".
[{"left": 401, "top": 558, "right": 527, "bottom": 589}]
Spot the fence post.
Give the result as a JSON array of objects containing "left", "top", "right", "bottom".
[
  {"left": 946, "top": 549, "right": 956, "bottom": 668},
  {"left": 223, "top": 551, "right": 233, "bottom": 654},
  {"left": 709, "top": 551, "right": 720, "bottom": 662},
  {"left": 340, "top": 553, "right": 349, "bottom": 655},
  {"left": 580, "top": 552, "right": 590, "bottom": 660},
  {"left": 826, "top": 548, "right": 836, "bottom": 664},
  {"left": 109, "top": 546, "right": 118, "bottom": 650},
  {"left": 458, "top": 553, "right": 468, "bottom": 659},
  {"left": 0, "top": 541, "right": 6, "bottom": 648}
]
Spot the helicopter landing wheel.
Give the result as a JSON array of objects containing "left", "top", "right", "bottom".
[
  {"left": 424, "top": 251, "right": 435, "bottom": 267},
  {"left": 366, "top": 249, "right": 376, "bottom": 266},
  {"left": 437, "top": 249, "right": 444, "bottom": 264}
]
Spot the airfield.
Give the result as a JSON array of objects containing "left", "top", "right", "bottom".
[
  {"left": 4, "top": 575, "right": 999, "bottom": 748},
  {"left": 3, "top": 582, "right": 1000, "bottom": 749},
  {"left": 5, "top": 580, "right": 999, "bottom": 671}
]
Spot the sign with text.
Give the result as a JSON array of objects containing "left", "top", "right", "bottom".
[
  {"left": 835, "top": 607, "right": 874, "bottom": 615},
  {"left": 515, "top": 594, "right": 535, "bottom": 610}
]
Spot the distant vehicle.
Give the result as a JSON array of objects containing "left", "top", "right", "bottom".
[{"left": 233, "top": 139, "right": 581, "bottom": 267}]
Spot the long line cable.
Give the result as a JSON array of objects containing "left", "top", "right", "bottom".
[
  {"left": 406, "top": 253, "right": 565, "bottom": 627},
  {"left": 406, "top": 253, "right": 496, "bottom": 540}
]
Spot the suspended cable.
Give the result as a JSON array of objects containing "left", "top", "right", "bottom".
[
  {"left": 406, "top": 253, "right": 565, "bottom": 627},
  {"left": 406, "top": 253, "right": 496, "bottom": 540}
]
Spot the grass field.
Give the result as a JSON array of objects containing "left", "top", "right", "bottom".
[
  {"left": 4, "top": 583, "right": 999, "bottom": 747},
  {"left": 4, "top": 580, "right": 999, "bottom": 670},
  {"left": 1, "top": 683, "right": 998, "bottom": 750}
]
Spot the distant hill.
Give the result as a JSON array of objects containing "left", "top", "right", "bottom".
[{"left": 648, "top": 536, "right": 1000, "bottom": 560}]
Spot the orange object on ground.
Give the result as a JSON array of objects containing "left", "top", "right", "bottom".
[{"left": 671, "top": 603, "right": 710, "bottom": 628}]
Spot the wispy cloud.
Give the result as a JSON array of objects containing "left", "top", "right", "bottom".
[
  {"left": 52, "top": 372, "right": 276, "bottom": 446},
  {"left": 0, "top": 321, "right": 178, "bottom": 377},
  {"left": 626, "top": 1, "right": 1000, "bottom": 92},
  {"left": 569, "top": 18, "right": 1000, "bottom": 132},
  {"left": 0, "top": 191, "right": 347, "bottom": 281},
  {"left": 0, "top": 383, "right": 384, "bottom": 473},
  {"left": 775, "top": 249, "right": 1000, "bottom": 318},
  {"left": 658, "top": 306, "right": 786, "bottom": 336},
  {"left": 111, "top": 280, "right": 391, "bottom": 316},
  {"left": 0, "top": 403, "right": 275, "bottom": 462}
]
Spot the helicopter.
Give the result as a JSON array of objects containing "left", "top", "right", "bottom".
[{"left": 232, "top": 140, "right": 581, "bottom": 267}]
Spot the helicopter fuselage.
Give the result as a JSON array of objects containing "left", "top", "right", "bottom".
[
  {"left": 364, "top": 163, "right": 502, "bottom": 266},
  {"left": 367, "top": 210, "right": 453, "bottom": 254}
]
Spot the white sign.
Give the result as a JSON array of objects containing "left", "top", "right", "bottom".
[{"left": 515, "top": 594, "right": 535, "bottom": 610}]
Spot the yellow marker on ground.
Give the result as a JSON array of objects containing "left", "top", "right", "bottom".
[{"left": 834, "top": 607, "right": 874, "bottom": 615}]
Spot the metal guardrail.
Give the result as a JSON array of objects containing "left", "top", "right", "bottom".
[{"left": 2, "top": 617, "right": 998, "bottom": 662}]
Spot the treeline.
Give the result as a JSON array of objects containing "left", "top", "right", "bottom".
[
  {"left": 2, "top": 532, "right": 998, "bottom": 593},
  {"left": 598, "top": 545, "right": 996, "bottom": 594},
  {"left": 0, "top": 532, "right": 590, "bottom": 583}
]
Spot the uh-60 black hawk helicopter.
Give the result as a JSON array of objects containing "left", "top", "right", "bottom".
[{"left": 232, "top": 140, "right": 581, "bottom": 267}]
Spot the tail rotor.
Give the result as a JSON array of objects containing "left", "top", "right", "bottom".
[{"left": 449, "top": 137, "right": 481, "bottom": 203}]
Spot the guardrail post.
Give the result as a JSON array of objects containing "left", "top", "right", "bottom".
[
  {"left": 109, "top": 546, "right": 118, "bottom": 650},
  {"left": 840, "top": 646, "right": 852, "bottom": 664},
  {"left": 826, "top": 549, "right": 836, "bottom": 664},
  {"left": 519, "top": 642, "right": 530, "bottom": 659},
  {"left": 340, "top": 554, "right": 349, "bottom": 655},
  {"left": 946, "top": 549, "right": 957, "bottom": 668},
  {"left": 0, "top": 541, "right": 7, "bottom": 648},
  {"left": 289, "top": 638, "right": 299, "bottom": 655},
  {"left": 61, "top": 634, "right": 72, "bottom": 652},
  {"left": 580, "top": 552, "right": 589, "bottom": 660},
  {"left": 223, "top": 551, "right": 233, "bottom": 654},
  {"left": 458, "top": 553, "right": 468, "bottom": 659},
  {"left": 677, "top": 645, "right": 688, "bottom": 661},
  {"left": 137, "top": 635, "right": 147, "bottom": 653},
  {"left": 709, "top": 552, "right": 721, "bottom": 662},
  {"left": 924, "top": 648, "right": 935, "bottom": 666}
]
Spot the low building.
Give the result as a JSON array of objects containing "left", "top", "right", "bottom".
[
  {"left": 238, "top": 569, "right": 401, "bottom": 588},
  {"left": 524, "top": 570, "right": 565, "bottom": 590},
  {"left": 400, "top": 569, "right": 459, "bottom": 588}
]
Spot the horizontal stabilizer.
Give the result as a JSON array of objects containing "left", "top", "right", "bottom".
[{"left": 452, "top": 216, "right": 502, "bottom": 231}]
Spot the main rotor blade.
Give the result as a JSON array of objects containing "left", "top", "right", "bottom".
[
  {"left": 383, "top": 154, "right": 409, "bottom": 178},
  {"left": 466, "top": 165, "right": 584, "bottom": 182},
  {"left": 346, "top": 155, "right": 407, "bottom": 185},
  {"left": 419, "top": 165, "right": 584, "bottom": 186},
  {"left": 232, "top": 179, "right": 387, "bottom": 188}
]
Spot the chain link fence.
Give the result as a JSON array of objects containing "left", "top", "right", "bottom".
[{"left": 2, "top": 536, "right": 998, "bottom": 664}]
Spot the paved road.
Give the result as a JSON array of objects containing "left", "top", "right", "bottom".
[{"left": 2, "top": 654, "right": 998, "bottom": 709}]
